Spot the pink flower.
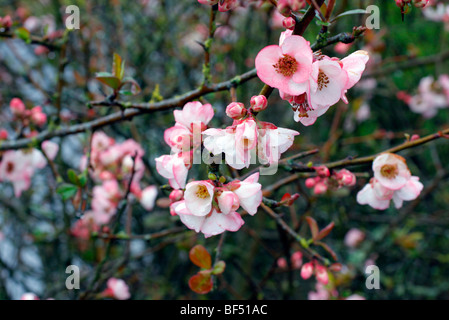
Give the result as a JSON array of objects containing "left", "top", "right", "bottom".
[
  {"left": 217, "top": 190, "right": 240, "bottom": 215},
  {"left": 103, "top": 278, "right": 131, "bottom": 300},
  {"left": 91, "top": 180, "right": 122, "bottom": 224},
  {"left": 227, "top": 173, "right": 262, "bottom": 215},
  {"left": 291, "top": 251, "right": 303, "bottom": 269},
  {"left": 155, "top": 153, "right": 189, "bottom": 189},
  {"left": 301, "top": 262, "right": 314, "bottom": 279},
  {"left": 184, "top": 180, "right": 215, "bottom": 216},
  {"left": 41, "top": 141, "right": 59, "bottom": 160},
  {"left": 164, "top": 123, "right": 193, "bottom": 152},
  {"left": 173, "top": 101, "right": 214, "bottom": 131},
  {"left": 372, "top": 153, "right": 411, "bottom": 190},
  {"left": 255, "top": 35, "right": 313, "bottom": 96},
  {"left": 171, "top": 200, "right": 244, "bottom": 238},
  {"left": 30, "top": 106, "right": 47, "bottom": 126},
  {"left": 344, "top": 228, "right": 365, "bottom": 248},
  {"left": 139, "top": 185, "right": 158, "bottom": 211}
]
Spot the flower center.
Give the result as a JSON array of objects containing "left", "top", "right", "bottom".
[
  {"left": 291, "top": 94, "right": 312, "bottom": 118},
  {"left": 380, "top": 164, "right": 399, "bottom": 179},
  {"left": 6, "top": 162, "right": 14, "bottom": 174},
  {"left": 317, "top": 71, "right": 330, "bottom": 91},
  {"left": 273, "top": 54, "right": 298, "bottom": 77},
  {"left": 196, "top": 185, "right": 210, "bottom": 199}
]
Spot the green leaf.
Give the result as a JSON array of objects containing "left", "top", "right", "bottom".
[
  {"left": 330, "top": 9, "right": 368, "bottom": 23},
  {"left": 78, "top": 173, "right": 87, "bottom": 188},
  {"left": 189, "top": 245, "right": 212, "bottom": 269},
  {"left": 188, "top": 271, "right": 213, "bottom": 294},
  {"left": 56, "top": 183, "right": 79, "bottom": 200},
  {"left": 212, "top": 261, "right": 226, "bottom": 275},
  {"left": 67, "top": 169, "right": 79, "bottom": 186},
  {"left": 112, "top": 53, "right": 125, "bottom": 81},
  {"left": 95, "top": 72, "right": 121, "bottom": 90},
  {"left": 15, "top": 27, "right": 31, "bottom": 43}
]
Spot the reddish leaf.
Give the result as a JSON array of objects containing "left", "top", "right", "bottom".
[
  {"left": 281, "top": 193, "right": 291, "bottom": 203},
  {"left": 316, "top": 241, "right": 338, "bottom": 261},
  {"left": 315, "top": 222, "right": 335, "bottom": 241},
  {"left": 305, "top": 216, "right": 319, "bottom": 240},
  {"left": 188, "top": 271, "right": 213, "bottom": 294},
  {"left": 189, "top": 245, "right": 212, "bottom": 269}
]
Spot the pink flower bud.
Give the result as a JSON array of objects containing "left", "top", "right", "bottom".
[
  {"left": 30, "top": 106, "right": 47, "bottom": 126},
  {"left": 250, "top": 95, "right": 268, "bottom": 112},
  {"left": 226, "top": 102, "right": 247, "bottom": 120},
  {"left": 0, "top": 129, "right": 8, "bottom": 140},
  {"left": 10, "top": 98, "right": 26, "bottom": 116},
  {"left": 291, "top": 251, "right": 303, "bottom": 269},
  {"left": 305, "top": 177, "right": 317, "bottom": 189},
  {"left": 315, "top": 165, "right": 330, "bottom": 178},
  {"left": 301, "top": 261, "right": 314, "bottom": 280},
  {"left": 197, "top": 0, "right": 219, "bottom": 4},
  {"left": 1, "top": 15, "right": 12, "bottom": 28},
  {"left": 344, "top": 228, "right": 365, "bottom": 248},
  {"left": 410, "top": 134, "right": 420, "bottom": 141},
  {"left": 277, "top": 257, "right": 288, "bottom": 269},
  {"left": 336, "top": 169, "right": 356, "bottom": 187},
  {"left": 313, "top": 182, "right": 328, "bottom": 195},
  {"left": 315, "top": 264, "right": 329, "bottom": 285},
  {"left": 282, "top": 17, "right": 296, "bottom": 30},
  {"left": 169, "top": 189, "right": 184, "bottom": 202}
]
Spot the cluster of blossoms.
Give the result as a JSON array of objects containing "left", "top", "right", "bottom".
[
  {"left": 0, "top": 141, "right": 58, "bottom": 197},
  {"left": 76, "top": 131, "right": 157, "bottom": 227},
  {"left": 197, "top": 0, "right": 239, "bottom": 12},
  {"left": 255, "top": 30, "right": 369, "bottom": 126},
  {"left": 9, "top": 98, "right": 48, "bottom": 131},
  {"left": 170, "top": 173, "right": 262, "bottom": 238},
  {"left": 301, "top": 260, "right": 329, "bottom": 285},
  {"left": 397, "top": 75, "right": 449, "bottom": 118},
  {"left": 277, "top": 251, "right": 303, "bottom": 270},
  {"left": 305, "top": 166, "right": 356, "bottom": 195},
  {"left": 156, "top": 101, "right": 214, "bottom": 189},
  {"left": 357, "top": 153, "right": 423, "bottom": 210},
  {"left": 0, "top": 15, "right": 12, "bottom": 29},
  {"left": 203, "top": 99, "right": 299, "bottom": 169}
]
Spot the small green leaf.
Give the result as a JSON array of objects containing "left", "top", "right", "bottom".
[
  {"left": 56, "top": 183, "right": 79, "bottom": 200},
  {"left": 212, "top": 261, "right": 226, "bottom": 275},
  {"left": 67, "top": 169, "right": 79, "bottom": 186},
  {"left": 78, "top": 173, "right": 87, "bottom": 188},
  {"left": 95, "top": 72, "right": 121, "bottom": 90},
  {"left": 112, "top": 53, "right": 125, "bottom": 81},
  {"left": 189, "top": 245, "right": 212, "bottom": 269},
  {"left": 15, "top": 27, "right": 31, "bottom": 43}
]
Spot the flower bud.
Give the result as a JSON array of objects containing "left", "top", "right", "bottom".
[
  {"left": 282, "top": 17, "right": 296, "bottom": 30},
  {"left": 226, "top": 102, "right": 247, "bottom": 120},
  {"left": 313, "top": 182, "right": 328, "bottom": 195},
  {"left": 288, "top": 0, "right": 306, "bottom": 12},
  {"left": 301, "top": 262, "right": 314, "bottom": 280},
  {"left": 250, "top": 95, "right": 268, "bottom": 112},
  {"left": 315, "top": 264, "right": 329, "bottom": 285},
  {"left": 169, "top": 189, "right": 184, "bottom": 202},
  {"left": 315, "top": 165, "right": 330, "bottom": 178},
  {"left": 10, "top": 98, "right": 26, "bottom": 116},
  {"left": 305, "top": 177, "right": 317, "bottom": 189}
]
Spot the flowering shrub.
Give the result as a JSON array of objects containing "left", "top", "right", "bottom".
[{"left": 0, "top": 0, "right": 448, "bottom": 301}]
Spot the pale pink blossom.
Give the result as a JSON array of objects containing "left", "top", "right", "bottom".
[
  {"left": 139, "top": 185, "right": 158, "bottom": 211},
  {"left": 217, "top": 190, "right": 240, "bottom": 215},
  {"left": 255, "top": 35, "right": 313, "bottom": 96},
  {"left": 155, "top": 153, "right": 189, "bottom": 189},
  {"left": 20, "top": 293, "right": 39, "bottom": 300},
  {"left": 184, "top": 180, "right": 215, "bottom": 216},
  {"left": 372, "top": 153, "right": 411, "bottom": 190},
  {"left": 103, "top": 278, "right": 131, "bottom": 300},
  {"left": 227, "top": 173, "right": 262, "bottom": 215},
  {"left": 344, "top": 228, "right": 365, "bottom": 248}
]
